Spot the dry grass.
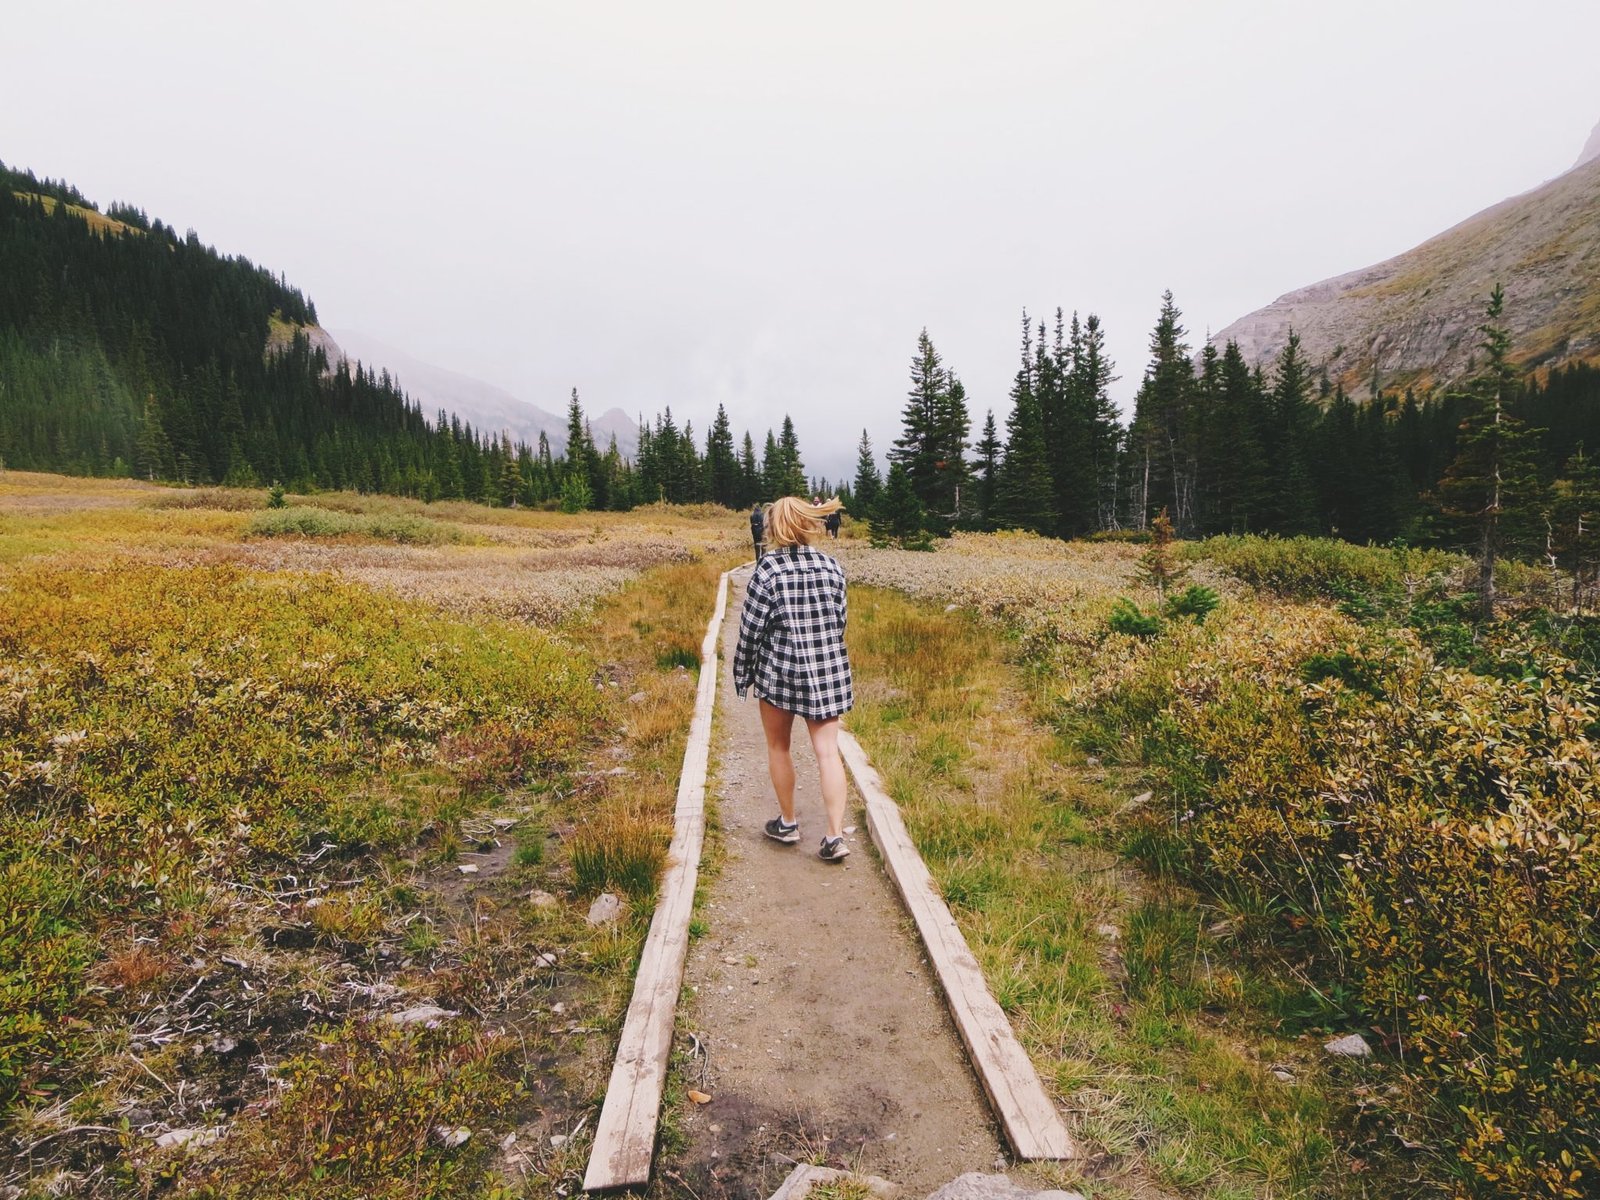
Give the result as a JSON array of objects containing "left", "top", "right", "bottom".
[{"left": 845, "top": 569, "right": 1339, "bottom": 1199}]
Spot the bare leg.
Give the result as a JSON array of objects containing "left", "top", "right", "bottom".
[
  {"left": 758, "top": 700, "right": 797, "bottom": 823},
  {"left": 805, "top": 716, "right": 848, "bottom": 839}
]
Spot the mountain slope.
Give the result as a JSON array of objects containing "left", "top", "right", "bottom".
[
  {"left": 328, "top": 329, "right": 638, "bottom": 460},
  {"left": 1211, "top": 147, "right": 1600, "bottom": 392}
]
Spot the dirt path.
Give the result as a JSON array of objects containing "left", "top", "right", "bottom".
[{"left": 669, "top": 567, "right": 1005, "bottom": 1198}]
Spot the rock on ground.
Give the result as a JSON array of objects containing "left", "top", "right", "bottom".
[
  {"left": 1324, "top": 1033, "right": 1373, "bottom": 1058},
  {"left": 924, "top": 1174, "right": 1085, "bottom": 1200}
]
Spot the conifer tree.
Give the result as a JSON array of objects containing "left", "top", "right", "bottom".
[
  {"left": 704, "top": 403, "right": 741, "bottom": 506},
  {"left": 870, "top": 461, "right": 928, "bottom": 548},
  {"left": 852, "top": 429, "right": 882, "bottom": 517},
  {"left": 995, "top": 316, "right": 1057, "bottom": 534},
  {"left": 1436, "top": 285, "right": 1546, "bottom": 619},
  {"left": 761, "top": 430, "right": 783, "bottom": 499},
  {"left": 1551, "top": 446, "right": 1600, "bottom": 611},
  {"left": 498, "top": 433, "right": 522, "bottom": 507},
  {"left": 1127, "top": 292, "right": 1198, "bottom": 532},
  {"left": 972, "top": 409, "right": 1001, "bottom": 531},
  {"left": 1265, "top": 331, "right": 1319, "bottom": 535},
  {"left": 777, "top": 415, "right": 808, "bottom": 497},
  {"left": 738, "top": 432, "right": 760, "bottom": 506}
]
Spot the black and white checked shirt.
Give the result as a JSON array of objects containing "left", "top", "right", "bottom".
[{"left": 732, "top": 546, "right": 853, "bottom": 720}]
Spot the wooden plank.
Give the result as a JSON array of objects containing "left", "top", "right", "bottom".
[
  {"left": 583, "top": 571, "right": 730, "bottom": 1192},
  {"left": 838, "top": 730, "right": 1076, "bottom": 1161}
]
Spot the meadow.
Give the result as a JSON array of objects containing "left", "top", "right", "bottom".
[
  {"left": 5, "top": 469, "right": 1595, "bottom": 1200},
  {"left": 840, "top": 532, "right": 1599, "bottom": 1199},
  {"left": 0, "top": 472, "right": 739, "bottom": 1198}
]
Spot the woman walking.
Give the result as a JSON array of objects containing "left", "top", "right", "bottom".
[{"left": 732, "top": 496, "right": 853, "bottom": 862}]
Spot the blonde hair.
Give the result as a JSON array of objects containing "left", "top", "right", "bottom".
[{"left": 764, "top": 496, "right": 842, "bottom": 549}]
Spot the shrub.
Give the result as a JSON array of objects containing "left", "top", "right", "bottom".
[
  {"left": 1164, "top": 583, "right": 1220, "bottom": 623},
  {"left": 246, "top": 505, "right": 468, "bottom": 545},
  {"left": 1108, "top": 597, "right": 1163, "bottom": 638},
  {"left": 1195, "top": 534, "right": 1461, "bottom": 599},
  {"left": 1103, "top": 599, "right": 1600, "bottom": 1197}
]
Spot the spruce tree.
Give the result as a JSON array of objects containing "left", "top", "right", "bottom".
[
  {"left": 870, "top": 461, "right": 928, "bottom": 548},
  {"left": 777, "top": 415, "right": 807, "bottom": 497},
  {"left": 1127, "top": 292, "right": 1198, "bottom": 533},
  {"left": 972, "top": 409, "right": 1001, "bottom": 531},
  {"left": 995, "top": 317, "right": 1057, "bottom": 534},
  {"left": 852, "top": 429, "right": 882, "bottom": 517},
  {"left": 1265, "top": 331, "right": 1319, "bottom": 535},
  {"left": 738, "top": 431, "right": 760, "bottom": 506},
  {"left": 704, "top": 403, "right": 740, "bottom": 506},
  {"left": 1551, "top": 446, "right": 1600, "bottom": 611},
  {"left": 1436, "top": 285, "right": 1545, "bottom": 619},
  {"left": 891, "top": 329, "right": 948, "bottom": 513}
]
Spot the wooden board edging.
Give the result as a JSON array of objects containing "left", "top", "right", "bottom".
[
  {"left": 837, "top": 730, "right": 1076, "bottom": 1161},
  {"left": 583, "top": 570, "right": 731, "bottom": 1191}
]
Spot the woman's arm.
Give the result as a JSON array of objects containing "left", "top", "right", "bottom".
[{"left": 732, "top": 567, "right": 774, "bottom": 696}]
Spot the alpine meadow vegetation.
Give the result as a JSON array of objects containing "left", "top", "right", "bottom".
[{"left": 0, "top": 472, "right": 738, "bottom": 1197}]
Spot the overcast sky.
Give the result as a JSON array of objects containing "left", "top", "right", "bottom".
[{"left": 6, "top": 1, "right": 1599, "bottom": 480}]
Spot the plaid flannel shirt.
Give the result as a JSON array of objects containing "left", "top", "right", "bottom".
[{"left": 732, "top": 545, "right": 853, "bottom": 720}]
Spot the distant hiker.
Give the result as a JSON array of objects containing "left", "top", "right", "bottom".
[
  {"left": 824, "top": 509, "right": 841, "bottom": 539},
  {"left": 750, "top": 503, "right": 765, "bottom": 560},
  {"left": 733, "top": 496, "right": 854, "bottom": 863}
]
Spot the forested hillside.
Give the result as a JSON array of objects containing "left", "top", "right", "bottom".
[{"left": 0, "top": 161, "right": 831, "bottom": 509}]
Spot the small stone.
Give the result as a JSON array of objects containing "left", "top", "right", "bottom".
[
  {"left": 534, "top": 952, "right": 558, "bottom": 968},
  {"left": 434, "top": 1125, "right": 471, "bottom": 1148},
  {"left": 1271, "top": 1065, "right": 1296, "bottom": 1082},
  {"left": 1129, "top": 790, "right": 1153, "bottom": 807},
  {"left": 925, "top": 1174, "right": 1084, "bottom": 1200},
  {"left": 687, "top": 1089, "right": 712, "bottom": 1104},
  {"left": 1085, "top": 755, "right": 1101, "bottom": 767},
  {"left": 385, "top": 1005, "right": 458, "bottom": 1028},
  {"left": 500, "top": 1131, "right": 518, "bottom": 1151},
  {"left": 153, "top": 1126, "right": 225, "bottom": 1150},
  {"left": 722, "top": 955, "right": 740, "bottom": 965},
  {"left": 206, "top": 1035, "right": 238, "bottom": 1055},
  {"left": 843, "top": 825, "right": 857, "bottom": 835},
  {"left": 549, "top": 1134, "right": 568, "bottom": 1148},
  {"left": 627, "top": 691, "right": 647, "bottom": 704},
  {"left": 587, "top": 892, "right": 623, "bottom": 926},
  {"left": 457, "top": 864, "right": 479, "bottom": 875},
  {"left": 1095, "top": 924, "right": 1120, "bottom": 940},
  {"left": 945, "top": 603, "right": 959, "bottom": 612},
  {"left": 528, "top": 890, "right": 558, "bottom": 908},
  {"left": 708, "top": 1123, "right": 722, "bottom": 1133},
  {"left": 492, "top": 817, "right": 517, "bottom": 830},
  {"left": 1325, "top": 1033, "right": 1373, "bottom": 1058}
]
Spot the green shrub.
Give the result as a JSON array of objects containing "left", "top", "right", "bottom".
[
  {"left": 246, "top": 505, "right": 467, "bottom": 545},
  {"left": 1108, "top": 597, "right": 1163, "bottom": 638},
  {"left": 567, "top": 803, "right": 669, "bottom": 900},
  {"left": 1195, "top": 534, "right": 1461, "bottom": 599},
  {"left": 1099, "top": 597, "right": 1600, "bottom": 1197},
  {"left": 1164, "top": 583, "right": 1220, "bottom": 623}
]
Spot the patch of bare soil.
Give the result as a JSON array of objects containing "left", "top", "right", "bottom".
[{"left": 663, "top": 571, "right": 1010, "bottom": 1199}]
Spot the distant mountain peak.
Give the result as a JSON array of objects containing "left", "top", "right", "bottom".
[
  {"left": 1575, "top": 116, "right": 1600, "bottom": 172},
  {"left": 1210, "top": 143, "right": 1600, "bottom": 393}
]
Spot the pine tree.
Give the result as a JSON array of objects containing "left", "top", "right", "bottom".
[
  {"left": 972, "top": 409, "right": 1001, "bottom": 531},
  {"left": 891, "top": 329, "right": 948, "bottom": 512},
  {"left": 704, "top": 403, "right": 741, "bottom": 506},
  {"left": 870, "top": 461, "right": 928, "bottom": 548},
  {"left": 738, "top": 431, "right": 760, "bottom": 506},
  {"left": 1436, "top": 286, "right": 1546, "bottom": 619},
  {"left": 777, "top": 415, "right": 807, "bottom": 497},
  {"left": 1127, "top": 292, "right": 1198, "bottom": 533},
  {"left": 1265, "top": 331, "right": 1319, "bottom": 534},
  {"left": 498, "top": 433, "right": 522, "bottom": 507},
  {"left": 852, "top": 429, "right": 882, "bottom": 517},
  {"left": 995, "top": 316, "right": 1057, "bottom": 534},
  {"left": 1551, "top": 446, "right": 1600, "bottom": 611},
  {"left": 760, "top": 430, "right": 783, "bottom": 499}
]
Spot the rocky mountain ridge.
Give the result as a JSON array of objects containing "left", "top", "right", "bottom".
[{"left": 1210, "top": 126, "right": 1600, "bottom": 394}]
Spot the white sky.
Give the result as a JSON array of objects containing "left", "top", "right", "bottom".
[{"left": 5, "top": 1, "right": 1598, "bottom": 481}]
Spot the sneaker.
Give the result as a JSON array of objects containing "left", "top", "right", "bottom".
[
  {"left": 818, "top": 835, "right": 850, "bottom": 863},
  {"left": 763, "top": 816, "right": 800, "bottom": 844}
]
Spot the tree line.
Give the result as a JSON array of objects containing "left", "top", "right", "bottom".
[
  {"left": 0, "top": 161, "right": 848, "bottom": 510},
  {"left": 853, "top": 291, "right": 1600, "bottom": 605}
]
